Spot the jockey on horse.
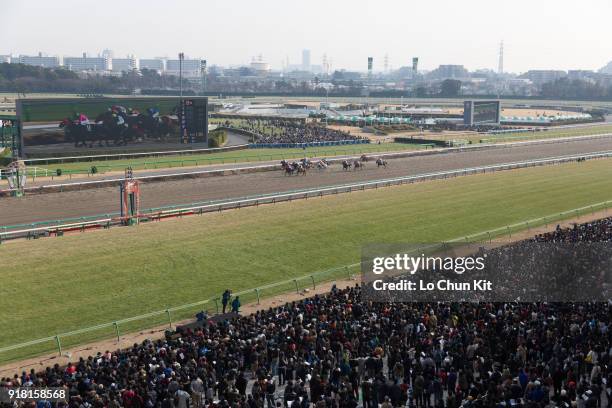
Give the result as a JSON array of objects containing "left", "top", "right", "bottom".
[
  {"left": 376, "top": 158, "right": 388, "bottom": 168},
  {"left": 147, "top": 107, "right": 160, "bottom": 119},
  {"left": 74, "top": 112, "right": 90, "bottom": 127}
]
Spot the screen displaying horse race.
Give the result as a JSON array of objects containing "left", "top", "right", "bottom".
[
  {"left": 472, "top": 101, "right": 501, "bottom": 124},
  {"left": 16, "top": 97, "right": 208, "bottom": 156}
]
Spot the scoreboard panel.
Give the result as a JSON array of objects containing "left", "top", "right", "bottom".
[{"left": 180, "top": 98, "right": 209, "bottom": 144}]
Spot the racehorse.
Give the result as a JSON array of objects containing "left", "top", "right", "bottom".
[
  {"left": 281, "top": 160, "right": 304, "bottom": 176},
  {"left": 59, "top": 118, "right": 95, "bottom": 147},
  {"left": 281, "top": 160, "right": 294, "bottom": 175},
  {"left": 94, "top": 111, "right": 130, "bottom": 146},
  {"left": 353, "top": 160, "right": 365, "bottom": 170},
  {"left": 300, "top": 158, "right": 313, "bottom": 169},
  {"left": 360, "top": 154, "right": 370, "bottom": 162},
  {"left": 316, "top": 158, "right": 330, "bottom": 170},
  {"left": 133, "top": 113, "right": 177, "bottom": 142},
  {"left": 376, "top": 158, "right": 388, "bottom": 168},
  {"left": 157, "top": 115, "right": 179, "bottom": 141},
  {"left": 342, "top": 160, "right": 352, "bottom": 171}
]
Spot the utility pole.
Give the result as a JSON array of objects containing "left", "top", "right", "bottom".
[
  {"left": 200, "top": 59, "right": 207, "bottom": 95},
  {"left": 179, "top": 52, "right": 184, "bottom": 100},
  {"left": 498, "top": 41, "right": 504, "bottom": 75},
  {"left": 179, "top": 52, "right": 185, "bottom": 143},
  {"left": 497, "top": 42, "right": 504, "bottom": 99}
]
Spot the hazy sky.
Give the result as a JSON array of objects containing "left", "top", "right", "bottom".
[{"left": 2, "top": 0, "right": 611, "bottom": 73}]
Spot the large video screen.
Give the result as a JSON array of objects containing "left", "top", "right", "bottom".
[
  {"left": 472, "top": 101, "right": 500, "bottom": 124},
  {"left": 16, "top": 97, "right": 208, "bottom": 157}
]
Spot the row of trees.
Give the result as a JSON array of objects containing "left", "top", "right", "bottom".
[
  {"left": 541, "top": 78, "right": 612, "bottom": 100},
  {"left": 0, "top": 63, "right": 183, "bottom": 94},
  {"left": 0, "top": 63, "right": 126, "bottom": 94},
  {"left": 0, "top": 64, "right": 466, "bottom": 98},
  {"left": 2, "top": 63, "right": 612, "bottom": 101}
]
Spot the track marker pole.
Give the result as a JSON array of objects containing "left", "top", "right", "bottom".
[
  {"left": 55, "top": 335, "right": 62, "bottom": 356},
  {"left": 113, "top": 322, "right": 120, "bottom": 342}
]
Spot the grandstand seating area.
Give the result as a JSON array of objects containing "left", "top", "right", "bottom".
[
  {"left": 221, "top": 119, "right": 366, "bottom": 145},
  {"left": 2, "top": 218, "right": 611, "bottom": 408}
]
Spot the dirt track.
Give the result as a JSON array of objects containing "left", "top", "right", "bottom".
[{"left": 1, "top": 137, "right": 612, "bottom": 226}]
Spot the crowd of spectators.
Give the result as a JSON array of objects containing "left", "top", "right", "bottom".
[
  {"left": 220, "top": 119, "right": 365, "bottom": 145},
  {"left": 534, "top": 219, "right": 612, "bottom": 243},
  {"left": 2, "top": 219, "right": 611, "bottom": 408}
]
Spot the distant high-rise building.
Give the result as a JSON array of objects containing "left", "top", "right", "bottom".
[
  {"left": 101, "top": 49, "right": 114, "bottom": 61},
  {"left": 250, "top": 55, "right": 271, "bottom": 75},
  {"left": 429, "top": 64, "right": 469, "bottom": 80},
  {"left": 384, "top": 54, "right": 389, "bottom": 73},
  {"left": 64, "top": 53, "right": 108, "bottom": 71},
  {"left": 0, "top": 55, "right": 10, "bottom": 63},
  {"left": 18, "top": 52, "right": 60, "bottom": 68},
  {"left": 521, "top": 70, "right": 567, "bottom": 84},
  {"left": 139, "top": 58, "right": 165, "bottom": 71},
  {"left": 302, "top": 49, "right": 311, "bottom": 71},
  {"left": 412, "top": 57, "right": 419, "bottom": 74},
  {"left": 322, "top": 53, "right": 330, "bottom": 75},
  {"left": 367, "top": 57, "right": 373, "bottom": 77},
  {"left": 166, "top": 57, "right": 202, "bottom": 77},
  {"left": 111, "top": 56, "right": 137, "bottom": 73},
  {"left": 567, "top": 70, "right": 597, "bottom": 81},
  {"left": 599, "top": 61, "right": 612, "bottom": 75}
]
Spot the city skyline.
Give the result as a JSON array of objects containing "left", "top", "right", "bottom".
[
  {"left": 2, "top": 0, "right": 611, "bottom": 73},
  {"left": 3, "top": 49, "right": 611, "bottom": 76}
]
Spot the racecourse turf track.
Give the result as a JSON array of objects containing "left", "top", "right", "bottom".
[
  {"left": 1, "top": 158, "right": 612, "bottom": 363},
  {"left": 31, "top": 142, "right": 421, "bottom": 173}
]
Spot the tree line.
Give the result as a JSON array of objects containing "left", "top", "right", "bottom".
[
  {"left": 2, "top": 63, "right": 612, "bottom": 101},
  {"left": 540, "top": 77, "right": 612, "bottom": 100},
  {"left": 0, "top": 63, "right": 181, "bottom": 94}
]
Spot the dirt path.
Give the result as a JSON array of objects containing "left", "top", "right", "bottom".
[
  {"left": 2, "top": 207, "right": 611, "bottom": 376},
  {"left": 2, "top": 137, "right": 611, "bottom": 226}
]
